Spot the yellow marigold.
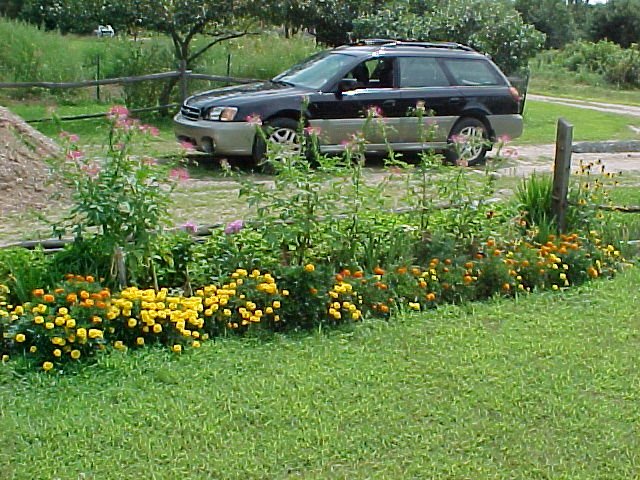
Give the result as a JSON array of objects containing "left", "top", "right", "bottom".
[
  {"left": 76, "top": 328, "right": 87, "bottom": 338},
  {"left": 70, "top": 350, "right": 81, "bottom": 360},
  {"left": 51, "top": 337, "right": 65, "bottom": 346},
  {"left": 65, "top": 318, "right": 76, "bottom": 329},
  {"left": 192, "top": 340, "right": 201, "bottom": 348},
  {"left": 15, "top": 333, "right": 26, "bottom": 343},
  {"left": 304, "top": 264, "right": 315, "bottom": 273},
  {"left": 53, "top": 349, "right": 62, "bottom": 357},
  {"left": 136, "top": 337, "right": 145, "bottom": 346},
  {"left": 127, "top": 318, "right": 137, "bottom": 328},
  {"left": 114, "top": 340, "right": 126, "bottom": 351},
  {"left": 42, "top": 361, "right": 53, "bottom": 371},
  {"left": 45, "top": 322, "right": 54, "bottom": 330},
  {"left": 153, "top": 324, "right": 162, "bottom": 334},
  {"left": 172, "top": 344, "right": 182, "bottom": 353},
  {"left": 88, "top": 329, "right": 103, "bottom": 339},
  {"left": 273, "top": 301, "right": 281, "bottom": 309}
]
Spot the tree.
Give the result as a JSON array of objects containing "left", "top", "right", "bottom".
[
  {"left": 588, "top": 0, "right": 640, "bottom": 47},
  {"left": 515, "top": 0, "right": 577, "bottom": 48},
  {"left": 353, "top": 0, "right": 545, "bottom": 74},
  {"left": 125, "top": 0, "right": 255, "bottom": 110}
]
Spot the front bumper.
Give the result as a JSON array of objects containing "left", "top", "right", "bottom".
[{"left": 173, "top": 113, "right": 256, "bottom": 156}]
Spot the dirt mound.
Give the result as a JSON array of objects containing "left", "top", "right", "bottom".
[{"left": 0, "top": 107, "right": 62, "bottom": 215}]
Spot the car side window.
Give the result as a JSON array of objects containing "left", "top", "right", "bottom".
[
  {"left": 398, "top": 57, "right": 449, "bottom": 88},
  {"left": 443, "top": 59, "right": 503, "bottom": 86},
  {"left": 369, "top": 59, "right": 395, "bottom": 88}
]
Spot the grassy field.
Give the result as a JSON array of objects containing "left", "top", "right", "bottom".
[
  {"left": 1, "top": 267, "right": 638, "bottom": 479},
  {"left": 528, "top": 67, "right": 640, "bottom": 106},
  {"left": 520, "top": 101, "right": 638, "bottom": 144}
]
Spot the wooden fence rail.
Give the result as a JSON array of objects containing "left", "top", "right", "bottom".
[{"left": 0, "top": 71, "right": 260, "bottom": 91}]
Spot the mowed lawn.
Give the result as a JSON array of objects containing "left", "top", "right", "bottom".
[{"left": 1, "top": 268, "right": 639, "bottom": 479}]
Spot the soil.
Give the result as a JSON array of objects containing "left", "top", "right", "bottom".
[{"left": 0, "top": 107, "right": 61, "bottom": 216}]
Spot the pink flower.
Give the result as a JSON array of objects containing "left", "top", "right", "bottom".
[
  {"left": 450, "top": 134, "right": 466, "bottom": 145},
  {"left": 81, "top": 162, "right": 101, "bottom": 178},
  {"left": 69, "top": 134, "right": 79, "bottom": 143},
  {"left": 497, "top": 135, "right": 511, "bottom": 144},
  {"left": 179, "top": 141, "right": 195, "bottom": 151},
  {"left": 366, "top": 105, "right": 383, "bottom": 118},
  {"left": 169, "top": 168, "right": 190, "bottom": 182},
  {"left": 245, "top": 114, "right": 262, "bottom": 126},
  {"left": 142, "top": 157, "right": 158, "bottom": 166},
  {"left": 224, "top": 219, "right": 244, "bottom": 234},
  {"left": 148, "top": 126, "right": 160, "bottom": 137},
  {"left": 107, "top": 105, "right": 129, "bottom": 120},
  {"left": 182, "top": 221, "right": 198, "bottom": 233},
  {"left": 304, "top": 126, "right": 321, "bottom": 136},
  {"left": 66, "top": 149, "right": 84, "bottom": 161}
]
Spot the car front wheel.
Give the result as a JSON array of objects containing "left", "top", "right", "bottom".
[
  {"left": 445, "top": 118, "right": 490, "bottom": 166},
  {"left": 252, "top": 117, "right": 302, "bottom": 167}
]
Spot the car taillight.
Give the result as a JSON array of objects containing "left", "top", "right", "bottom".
[{"left": 509, "top": 86, "right": 521, "bottom": 102}]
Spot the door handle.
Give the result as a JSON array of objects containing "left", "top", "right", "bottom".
[
  {"left": 382, "top": 100, "right": 396, "bottom": 107},
  {"left": 449, "top": 97, "right": 463, "bottom": 103}
]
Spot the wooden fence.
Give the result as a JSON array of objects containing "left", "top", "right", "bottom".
[
  {"left": 552, "top": 118, "right": 640, "bottom": 232},
  {"left": 0, "top": 69, "right": 260, "bottom": 122}
]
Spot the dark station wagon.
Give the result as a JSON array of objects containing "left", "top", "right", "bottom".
[{"left": 174, "top": 40, "right": 524, "bottom": 165}]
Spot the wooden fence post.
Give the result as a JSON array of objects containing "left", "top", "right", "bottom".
[
  {"left": 552, "top": 118, "right": 574, "bottom": 233},
  {"left": 179, "top": 59, "right": 188, "bottom": 103}
]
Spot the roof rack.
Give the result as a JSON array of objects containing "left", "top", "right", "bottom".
[{"left": 351, "top": 39, "right": 475, "bottom": 52}]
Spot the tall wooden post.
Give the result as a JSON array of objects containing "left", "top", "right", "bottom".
[{"left": 552, "top": 118, "right": 573, "bottom": 233}]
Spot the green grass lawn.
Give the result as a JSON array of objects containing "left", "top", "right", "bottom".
[
  {"left": 519, "top": 100, "right": 639, "bottom": 144},
  {"left": 1, "top": 268, "right": 638, "bottom": 479}
]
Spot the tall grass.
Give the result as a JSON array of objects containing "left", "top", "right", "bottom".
[{"left": 0, "top": 18, "right": 318, "bottom": 104}]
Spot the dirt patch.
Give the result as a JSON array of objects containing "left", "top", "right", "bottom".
[{"left": 0, "top": 107, "right": 62, "bottom": 216}]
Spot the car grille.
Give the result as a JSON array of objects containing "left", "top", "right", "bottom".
[{"left": 181, "top": 104, "right": 201, "bottom": 121}]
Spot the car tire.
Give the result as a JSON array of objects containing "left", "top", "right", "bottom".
[
  {"left": 445, "top": 117, "right": 490, "bottom": 166},
  {"left": 252, "top": 117, "right": 302, "bottom": 171}
]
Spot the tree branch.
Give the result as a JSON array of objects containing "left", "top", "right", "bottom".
[{"left": 188, "top": 30, "right": 258, "bottom": 64}]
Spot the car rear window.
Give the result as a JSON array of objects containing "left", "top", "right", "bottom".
[
  {"left": 398, "top": 57, "right": 450, "bottom": 88},
  {"left": 443, "top": 59, "right": 504, "bottom": 86}
]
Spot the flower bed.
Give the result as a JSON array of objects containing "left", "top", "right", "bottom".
[{"left": 0, "top": 232, "right": 625, "bottom": 372}]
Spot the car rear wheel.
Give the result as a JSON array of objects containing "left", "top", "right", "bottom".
[
  {"left": 445, "top": 118, "right": 490, "bottom": 166},
  {"left": 252, "top": 117, "right": 302, "bottom": 169}
]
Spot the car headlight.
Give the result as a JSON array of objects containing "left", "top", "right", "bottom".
[{"left": 206, "top": 106, "right": 238, "bottom": 121}]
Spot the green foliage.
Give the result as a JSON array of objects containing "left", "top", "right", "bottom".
[
  {"left": 352, "top": 0, "right": 546, "bottom": 75},
  {"left": 588, "top": 0, "right": 640, "bottom": 48},
  {"left": 515, "top": 0, "right": 577, "bottom": 48},
  {"left": 515, "top": 173, "right": 556, "bottom": 241},
  {"left": 0, "top": 248, "right": 56, "bottom": 305},
  {"left": 543, "top": 40, "right": 640, "bottom": 88},
  {"left": 108, "top": 41, "right": 174, "bottom": 108},
  {"left": 49, "top": 108, "right": 180, "bottom": 286}
]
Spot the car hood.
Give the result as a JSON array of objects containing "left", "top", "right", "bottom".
[{"left": 184, "top": 81, "right": 314, "bottom": 109}]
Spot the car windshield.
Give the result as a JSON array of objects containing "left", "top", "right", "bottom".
[{"left": 273, "top": 52, "right": 354, "bottom": 90}]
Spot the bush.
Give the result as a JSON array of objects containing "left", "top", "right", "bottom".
[{"left": 545, "top": 40, "right": 640, "bottom": 88}]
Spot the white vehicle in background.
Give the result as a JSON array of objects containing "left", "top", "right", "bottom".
[{"left": 95, "top": 25, "right": 115, "bottom": 38}]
